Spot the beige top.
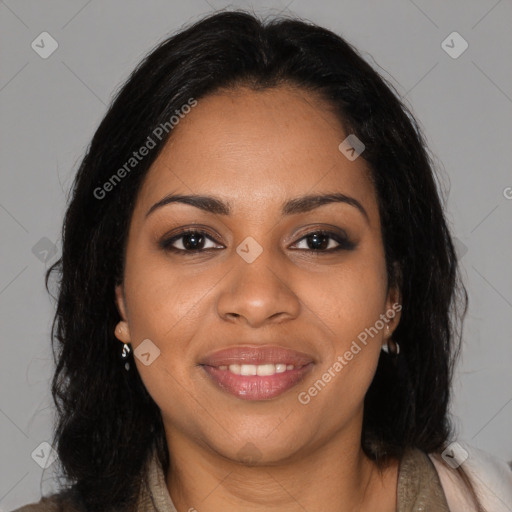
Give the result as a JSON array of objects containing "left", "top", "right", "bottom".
[{"left": 12, "top": 447, "right": 450, "bottom": 511}]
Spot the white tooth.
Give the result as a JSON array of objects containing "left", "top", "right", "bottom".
[
  {"left": 256, "top": 364, "right": 276, "bottom": 376},
  {"left": 227, "top": 363, "right": 296, "bottom": 375},
  {"left": 240, "top": 364, "right": 258, "bottom": 376},
  {"left": 229, "top": 364, "right": 241, "bottom": 375}
]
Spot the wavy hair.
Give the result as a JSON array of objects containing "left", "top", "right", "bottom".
[{"left": 45, "top": 10, "right": 480, "bottom": 511}]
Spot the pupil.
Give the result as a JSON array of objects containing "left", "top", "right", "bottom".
[
  {"left": 309, "top": 233, "right": 328, "bottom": 250},
  {"left": 183, "top": 232, "right": 203, "bottom": 250}
]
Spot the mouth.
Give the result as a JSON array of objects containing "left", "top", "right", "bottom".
[{"left": 199, "top": 346, "right": 315, "bottom": 400}]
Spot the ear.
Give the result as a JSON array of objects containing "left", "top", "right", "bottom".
[
  {"left": 384, "top": 263, "right": 402, "bottom": 339},
  {"left": 115, "top": 283, "right": 128, "bottom": 320},
  {"left": 115, "top": 284, "right": 131, "bottom": 344}
]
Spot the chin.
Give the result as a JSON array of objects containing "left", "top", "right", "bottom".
[{"left": 206, "top": 429, "right": 310, "bottom": 467}]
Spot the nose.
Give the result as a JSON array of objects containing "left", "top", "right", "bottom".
[{"left": 216, "top": 248, "right": 301, "bottom": 328}]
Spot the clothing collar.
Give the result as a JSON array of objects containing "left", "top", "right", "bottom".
[
  {"left": 397, "top": 447, "right": 450, "bottom": 511},
  {"left": 137, "top": 448, "right": 177, "bottom": 512}
]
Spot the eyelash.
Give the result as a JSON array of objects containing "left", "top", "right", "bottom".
[{"left": 159, "top": 228, "right": 355, "bottom": 255}]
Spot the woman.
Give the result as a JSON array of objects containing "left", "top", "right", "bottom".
[{"left": 13, "top": 10, "right": 512, "bottom": 512}]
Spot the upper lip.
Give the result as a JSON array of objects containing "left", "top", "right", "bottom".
[{"left": 200, "top": 345, "right": 315, "bottom": 367}]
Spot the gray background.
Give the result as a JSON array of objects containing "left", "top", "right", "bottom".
[{"left": 1, "top": 0, "right": 511, "bottom": 509}]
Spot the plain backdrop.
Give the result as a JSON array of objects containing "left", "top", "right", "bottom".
[{"left": 1, "top": 0, "right": 511, "bottom": 509}]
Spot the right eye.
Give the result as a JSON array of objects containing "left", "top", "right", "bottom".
[{"left": 160, "top": 229, "right": 224, "bottom": 254}]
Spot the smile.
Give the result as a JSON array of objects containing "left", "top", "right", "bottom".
[{"left": 200, "top": 345, "right": 315, "bottom": 400}]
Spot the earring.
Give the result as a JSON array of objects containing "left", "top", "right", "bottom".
[
  {"left": 121, "top": 343, "right": 131, "bottom": 371},
  {"left": 382, "top": 324, "right": 400, "bottom": 355},
  {"left": 381, "top": 338, "right": 400, "bottom": 355}
]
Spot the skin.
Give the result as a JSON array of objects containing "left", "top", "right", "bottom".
[{"left": 115, "top": 85, "right": 402, "bottom": 512}]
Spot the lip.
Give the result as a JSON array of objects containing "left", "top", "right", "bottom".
[
  {"left": 200, "top": 345, "right": 315, "bottom": 367},
  {"left": 202, "top": 363, "right": 314, "bottom": 400},
  {"left": 200, "top": 345, "right": 315, "bottom": 400}
]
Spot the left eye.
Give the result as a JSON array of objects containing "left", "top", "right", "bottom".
[{"left": 291, "top": 230, "right": 354, "bottom": 252}]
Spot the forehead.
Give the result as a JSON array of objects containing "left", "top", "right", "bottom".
[{"left": 134, "top": 86, "right": 378, "bottom": 221}]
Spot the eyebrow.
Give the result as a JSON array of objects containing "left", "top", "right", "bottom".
[{"left": 145, "top": 192, "right": 369, "bottom": 222}]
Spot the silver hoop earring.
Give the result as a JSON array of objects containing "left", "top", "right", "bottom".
[
  {"left": 121, "top": 343, "right": 131, "bottom": 371},
  {"left": 381, "top": 339, "right": 400, "bottom": 356}
]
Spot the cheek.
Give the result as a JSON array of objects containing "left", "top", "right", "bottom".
[
  {"left": 307, "top": 251, "right": 388, "bottom": 348},
  {"left": 121, "top": 250, "right": 218, "bottom": 398},
  {"left": 124, "top": 251, "right": 216, "bottom": 339},
  {"left": 296, "top": 259, "right": 387, "bottom": 420},
  {"left": 123, "top": 256, "right": 215, "bottom": 424},
  {"left": 299, "top": 254, "right": 388, "bottom": 417}
]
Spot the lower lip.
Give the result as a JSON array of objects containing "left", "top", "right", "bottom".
[{"left": 202, "top": 363, "right": 314, "bottom": 400}]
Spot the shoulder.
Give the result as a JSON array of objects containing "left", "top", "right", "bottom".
[
  {"left": 429, "top": 442, "right": 512, "bottom": 512},
  {"left": 10, "top": 490, "right": 86, "bottom": 512}
]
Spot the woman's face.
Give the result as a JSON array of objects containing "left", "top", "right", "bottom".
[{"left": 115, "top": 86, "right": 400, "bottom": 464}]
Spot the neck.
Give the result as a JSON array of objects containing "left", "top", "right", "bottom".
[{"left": 164, "top": 426, "right": 397, "bottom": 512}]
